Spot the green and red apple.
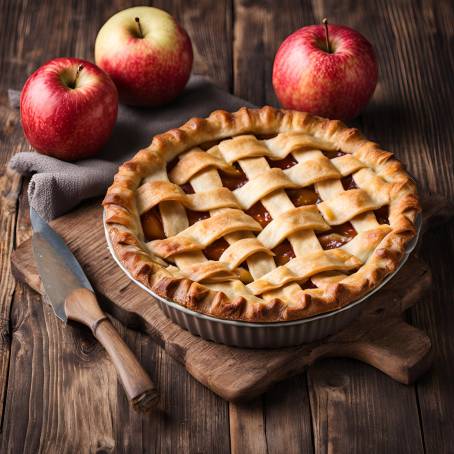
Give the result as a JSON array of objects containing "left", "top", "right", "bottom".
[{"left": 95, "top": 6, "right": 193, "bottom": 107}]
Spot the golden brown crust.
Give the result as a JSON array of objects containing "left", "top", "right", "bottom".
[{"left": 103, "top": 107, "right": 420, "bottom": 322}]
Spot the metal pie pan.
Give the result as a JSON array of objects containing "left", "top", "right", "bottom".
[{"left": 103, "top": 212, "right": 421, "bottom": 348}]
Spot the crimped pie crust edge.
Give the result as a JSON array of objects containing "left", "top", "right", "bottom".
[{"left": 102, "top": 106, "right": 420, "bottom": 322}]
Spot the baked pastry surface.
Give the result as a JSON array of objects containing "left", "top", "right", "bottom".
[{"left": 103, "top": 107, "right": 420, "bottom": 322}]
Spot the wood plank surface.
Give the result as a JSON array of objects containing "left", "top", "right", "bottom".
[
  {"left": 1, "top": 0, "right": 454, "bottom": 452},
  {"left": 0, "top": 98, "right": 23, "bottom": 430},
  {"left": 414, "top": 224, "right": 454, "bottom": 453},
  {"left": 304, "top": 1, "right": 428, "bottom": 452},
  {"left": 0, "top": 0, "right": 233, "bottom": 452},
  {"left": 230, "top": 2, "right": 316, "bottom": 450},
  {"left": 154, "top": 0, "right": 233, "bottom": 91},
  {"left": 229, "top": 1, "right": 436, "bottom": 452},
  {"left": 11, "top": 197, "right": 437, "bottom": 401},
  {"left": 344, "top": 1, "right": 454, "bottom": 452},
  {"left": 4, "top": 192, "right": 230, "bottom": 452}
]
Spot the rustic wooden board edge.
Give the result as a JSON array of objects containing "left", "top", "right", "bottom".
[
  {"left": 11, "top": 240, "right": 433, "bottom": 402},
  {"left": 10, "top": 196, "right": 453, "bottom": 402}
]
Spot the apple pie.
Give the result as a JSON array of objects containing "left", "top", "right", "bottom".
[{"left": 103, "top": 107, "right": 419, "bottom": 322}]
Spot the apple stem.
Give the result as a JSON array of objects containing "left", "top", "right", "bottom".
[
  {"left": 322, "top": 18, "right": 331, "bottom": 53},
  {"left": 72, "top": 64, "right": 84, "bottom": 88},
  {"left": 135, "top": 17, "right": 143, "bottom": 38}
]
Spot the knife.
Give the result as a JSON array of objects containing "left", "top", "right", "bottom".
[{"left": 30, "top": 207, "right": 159, "bottom": 412}]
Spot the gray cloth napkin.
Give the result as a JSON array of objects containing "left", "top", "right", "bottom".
[{"left": 9, "top": 75, "right": 253, "bottom": 220}]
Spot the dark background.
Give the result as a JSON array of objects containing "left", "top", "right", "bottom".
[{"left": 0, "top": 0, "right": 453, "bottom": 452}]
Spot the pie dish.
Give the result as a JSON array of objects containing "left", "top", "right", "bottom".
[{"left": 103, "top": 106, "right": 420, "bottom": 323}]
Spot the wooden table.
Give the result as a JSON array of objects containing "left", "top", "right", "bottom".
[{"left": 1, "top": 1, "right": 453, "bottom": 452}]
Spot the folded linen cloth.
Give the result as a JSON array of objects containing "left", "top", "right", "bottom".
[{"left": 8, "top": 75, "right": 253, "bottom": 220}]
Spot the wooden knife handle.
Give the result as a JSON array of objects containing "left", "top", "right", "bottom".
[{"left": 65, "top": 288, "right": 159, "bottom": 412}]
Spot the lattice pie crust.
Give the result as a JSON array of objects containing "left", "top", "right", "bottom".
[{"left": 103, "top": 107, "right": 419, "bottom": 322}]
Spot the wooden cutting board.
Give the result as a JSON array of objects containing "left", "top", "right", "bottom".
[{"left": 11, "top": 196, "right": 451, "bottom": 402}]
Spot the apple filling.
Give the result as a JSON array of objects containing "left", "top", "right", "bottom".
[
  {"left": 317, "top": 222, "right": 357, "bottom": 249},
  {"left": 273, "top": 240, "right": 296, "bottom": 266},
  {"left": 341, "top": 175, "right": 357, "bottom": 190},
  {"left": 267, "top": 155, "right": 298, "bottom": 170},
  {"left": 203, "top": 238, "right": 229, "bottom": 261},
  {"left": 375, "top": 205, "right": 389, "bottom": 225},
  {"left": 219, "top": 165, "right": 248, "bottom": 191},
  {"left": 287, "top": 187, "right": 320, "bottom": 206},
  {"left": 141, "top": 208, "right": 165, "bottom": 240},
  {"left": 246, "top": 202, "right": 272, "bottom": 227},
  {"left": 143, "top": 149, "right": 389, "bottom": 272}
]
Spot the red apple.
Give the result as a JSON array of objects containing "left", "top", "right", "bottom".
[
  {"left": 95, "top": 6, "right": 193, "bottom": 107},
  {"left": 272, "top": 20, "right": 378, "bottom": 120},
  {"left": 20, "top": 58, "right": 118, "bottom": 161}
]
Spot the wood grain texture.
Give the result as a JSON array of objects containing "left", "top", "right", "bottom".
[
  {"left": 233, "top": 0, "right": 315, "bottom": 106},
  {"left": 1, "top": 283, "right": 121, "bottom": 453},
  {"left": 230, "top": 374, "right": 314, "bottom": 454},
  {"left": 304, "top": 1, "right": 454, "bottom": 452},
  {"left": 11, "top": 198, "right": 437, "bottom": 401},
  {"left": 65, "top": 288, "right": 158, "bottom": 412},
  {"left": 321, "top": 0, "right": 454, "bottom": 452},
  {"left": 414, "top": 225, "right": 454, "bottom": 453},
  {"left": 263, "top": 375, "right": 314, "bottom": 453},
  {"left": 0, "top": 95, "right": 23, "bottom": 426},
  {"left": 4, "top": 189, "right": 122, "bottom": 452},
  {"left": 230, "top": 1, "right": 317, "bottom": 449},
  {"left": 5, "top": 190, "right": 232, "bottom": 453},
  {"left": 0, "top": 0, "right": 233, "bottom": 451},
  {"left": 308, "top": 358, "right": 424, "bottom": 454},
  {"left": 0, "top": 0, "right": 30, "bottom": 421},
  {"left": 1, "top": 0, "right": 454, "bottom": 451},
  {"left": 0, "top": 0, "right": 131, "bottom": 450},
  {"left": 229, "top": 0, "right": 432, "bottom": 452},
  {"left": 154, "top": 0, "right": 233, "bottom": 90}
]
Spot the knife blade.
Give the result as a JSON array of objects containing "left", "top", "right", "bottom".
[
  {"left": 30, "top": 207, "right": 158, "bottom": 412},
  {"left": 30, "top": 207, "right": 93, "bottom": 322}
]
